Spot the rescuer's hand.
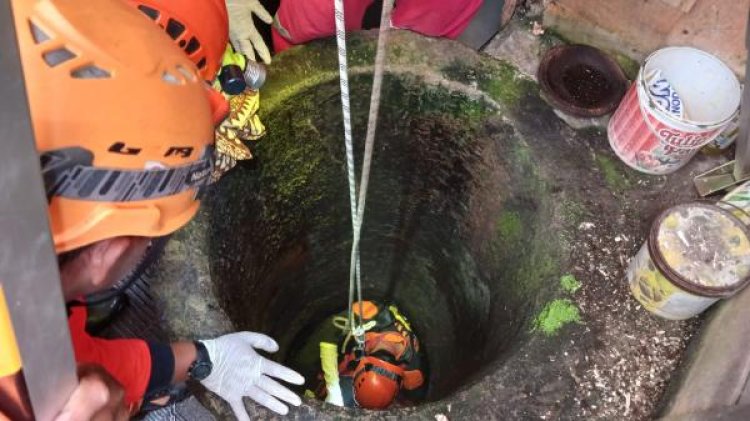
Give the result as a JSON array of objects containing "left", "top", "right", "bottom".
[
  {"left": 199, "top": 332, "right": 304, "bottom": 419},
  {"left": 226, "top": 0, "right": 273, "bottom": 64},
  {"left": 55, "top": 364, "right": 128, "bottom": 421}
]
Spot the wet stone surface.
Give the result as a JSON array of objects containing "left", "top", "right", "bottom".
[{"left": 145, "top": 31, "right": 728, "bottom": 420}]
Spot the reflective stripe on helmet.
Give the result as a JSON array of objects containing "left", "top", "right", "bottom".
[
  {"left": 362, "top": 363, "right": 402, "bottom": 383},
  {"left": 42, "top": 146, "right": 214, "bottom": 202}
]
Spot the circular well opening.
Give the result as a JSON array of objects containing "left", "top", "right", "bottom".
[{"left": 207, "top": 72, "right": 554, "bottom": 407}]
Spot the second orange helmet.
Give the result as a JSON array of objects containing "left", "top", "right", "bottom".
[{"left": 127, "top": 0, "right": 229, "bottom": 81}]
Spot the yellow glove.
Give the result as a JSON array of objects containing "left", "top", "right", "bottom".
[
  {"left": 226, "top": 89, "right": 266, "bottom": 141},
  {"left": 210, "top": 88, "right": 266, "bottom": 181},
  {"left": 212, "top": 124, "right": 252, "bottom": 182}
]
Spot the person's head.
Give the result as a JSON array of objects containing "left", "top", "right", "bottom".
[
  {"left": 126, "top": 0, "right": 229, "bottom": 82},
  {"left": 14, "top": 0, "right": 216, "bottom": 297},
  {"left": 352, "top": 356, "right": 403, "bottom": 409},
  {"left": 352, "top": 327, "right": 426, "bottom": 409},
  {"left": 56, "top": 237, "right": 150, "bottom": 301}
]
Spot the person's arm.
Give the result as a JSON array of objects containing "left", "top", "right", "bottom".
[
  {"left": 0, "top": 371, "right": 31, "bottom": 420},
  {"left": 55, "top": 364, "right": 128, "bottom": 421},
  {"left": 169, "top": 341, "right": 197, "bottom": 384},
  {"left": 0, "top": 365, "right": 127, "bottom": 421},
  {"left": 68, "top": 306, "right": 165, "bottom": 408},
  {"left": 72, "top": 305, "right": 305, "bottom": 417},
  {"left": 226, "top": 0, "right": 274, "bottom": 63}
]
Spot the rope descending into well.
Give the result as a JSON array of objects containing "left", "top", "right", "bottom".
[{"left": 333, "top": 0, "right": 395, "bottom": 349}]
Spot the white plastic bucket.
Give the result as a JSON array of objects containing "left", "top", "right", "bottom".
[
  {"left": 608, "top": 47, "right": 741, "bottom": 175},
  {"left": 628, "top": 202, "right": 750, "bottom": 320}
]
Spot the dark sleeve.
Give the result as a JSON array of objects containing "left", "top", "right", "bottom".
[{"left": 144, "top": 341, "right": 175, "bottom": 396}]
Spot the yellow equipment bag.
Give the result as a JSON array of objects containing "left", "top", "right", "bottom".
[{"left": 0, "top": 286, "right": 22, "bottom": 377}]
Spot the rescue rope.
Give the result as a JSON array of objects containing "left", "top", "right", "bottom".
[
  {"left": 332, "top": 316, "right": 377, "bottom": 353},
  {"left": 333, "top": 0, "right": 395, "bottom": 349}
]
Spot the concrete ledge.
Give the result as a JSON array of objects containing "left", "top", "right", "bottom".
[
  {"left": 660, "top": 284, "right": 750, "bottom": 417},
  {"left": 660, "top": 403, "right": 750, "bottom": 421}
]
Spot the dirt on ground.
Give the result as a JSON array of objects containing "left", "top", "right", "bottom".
[
  {"left": 482, "top": 15, "right": 733, "bottom": 419},
  {"left": 565, "top": 166, "right": 703, "bottom": 420}
]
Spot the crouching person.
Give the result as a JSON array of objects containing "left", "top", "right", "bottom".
[
  {"left": 315, "top": 301, "right": 426, "bottom": 409},
  {"left": 10, "top": 0, "right": 303, "bottom": 418}
]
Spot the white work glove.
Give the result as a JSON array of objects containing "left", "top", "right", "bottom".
[
  {"left": 200, "top": 332, "right": 305, "bottom": 419},
  {"left": 226, "top": 0, "right": 273, "bottom": 64}
]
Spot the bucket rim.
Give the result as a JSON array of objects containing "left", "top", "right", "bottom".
[
  {"left": 636, "top": 73, "right": 735, "bottom": 132},
  {"left": 648, "top": 202, "right": 750, "bottom": 298},
  {"left": 638, "top": 47, "right": 740, "bottom": 128}
]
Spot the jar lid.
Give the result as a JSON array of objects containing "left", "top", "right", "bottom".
[{"left": 649, "top": 202, "right": 750, "bottom": 297}]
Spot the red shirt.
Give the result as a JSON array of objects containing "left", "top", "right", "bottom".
[
  {"left": 68, "top": 306, "right": 151, "bottom": 407},
  {"left": 392, "top": 0, "right": 483, "bottom": 39},
  {"left": 272, "top": 0, "right": 483, "bottom": 52}
]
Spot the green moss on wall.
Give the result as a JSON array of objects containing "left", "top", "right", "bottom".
[
  {"left": 595, "top": 154, "right": 630, "bottom": 193},
  {"left": 560, "top": 274, "right": 581, "bottom": 294},
  {"left": 611, "top": 52, "right": 641, "bottom": 81},
  {"left": 533, "top": 299, "right": 581, "bottom": 335},
  {"left": 538, "top": 27, "right": 568, "bottom": 50},
  {"left": 497, "top": 211, "right": 523, "bottom": 243},
  {"left": 561, "top": 199, "right": 587, "bottom": 226},
  {"left": 346, "top": 36, "right": 377, "bottom": 67},
  {"left": 442, "top": 59, "right": 537, "bottom": 107}
]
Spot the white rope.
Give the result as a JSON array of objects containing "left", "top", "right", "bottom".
[{"left": 334, "top": 0, "right": 395, "bottom": 348}]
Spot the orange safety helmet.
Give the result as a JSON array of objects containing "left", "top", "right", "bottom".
[
  {"left": 13, "top": 0, "right": 216, "bottom": 253},
  {"left": 353, "top": 356, "right": 403, "bottom": 409},
  {"left": 126, "top": 0, "right": 229, "bottom": 81},
  {"left": 352, "top": 300, "right": 379, "bottom": 320}
]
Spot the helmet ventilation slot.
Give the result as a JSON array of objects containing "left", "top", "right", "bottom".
[
  {"left": 166, "top": 18, "right": 186, "bottom": 40},
  {"left": 185, "top": 37, "right": 200, "bottom": 54},
  {"left": 43, "top": 47, "right": 76, "bottom": 67},
  {"left": 29, "top": 22, "right": 50, "bottom": 44},
  {"left": 71, "top": 65, "right": 111, "bottom": 79},
  {"left": 137, "top": 4, "right": 160, "bottom": 20},
  {"left": 30, "top": 20, "right": 111, "bottom": 77}
]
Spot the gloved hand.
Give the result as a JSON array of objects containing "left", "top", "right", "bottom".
[
  {"left": 200, "top": 332, "right": 305, "bottom": 419},
  {"left": 226, "top": 0, "right": 273, "bottom": 64}
]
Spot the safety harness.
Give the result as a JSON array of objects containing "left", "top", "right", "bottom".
[{"left": 334, "top": 302, "right": 424, "bottom": 392}]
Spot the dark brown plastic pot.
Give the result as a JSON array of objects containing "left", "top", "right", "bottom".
[{"left": 538, "top": 44, "right": 629, "bottom": 118}]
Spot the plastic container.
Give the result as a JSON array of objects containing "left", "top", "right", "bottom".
[
  {"left": 627, "top": 202, "right": 750, "bottom": 320},
  {"left": 702, "top": 112, "right": 740, "bottom": 154},
  {"left": 718, "top": 181, "right": 750, "bottom": 224},
  {"left": 243, "top": 61, "right": 267, "bottom": 91},
  {"left": 608, "top": 47, "right": 741, "bottom": 175}
]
